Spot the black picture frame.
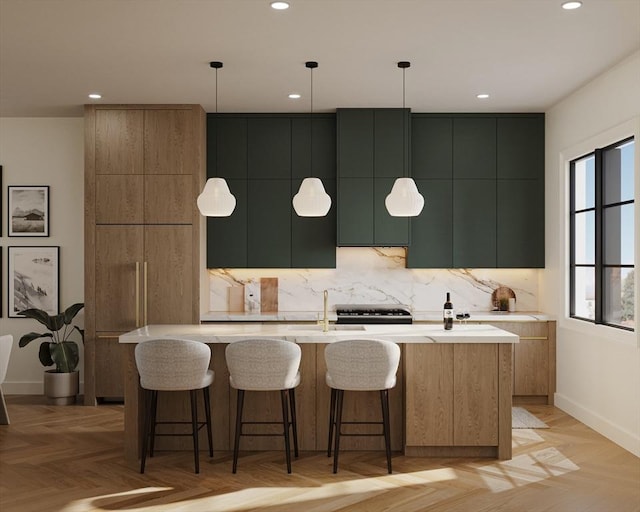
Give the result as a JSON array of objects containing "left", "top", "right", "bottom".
[
  {"left": 8, "top": 185, "right": 50, "bottom": 237},
  {"left": 8, "top": 246, "right": 60, "bottom": 317}
]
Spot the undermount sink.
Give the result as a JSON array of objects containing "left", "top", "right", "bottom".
[{"left": 288, "top": 324, "right": 366, "bottom": 331}]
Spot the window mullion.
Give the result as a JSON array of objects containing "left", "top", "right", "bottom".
[{"left": 594, "top": 148, "right": 603, "bottom": 324}]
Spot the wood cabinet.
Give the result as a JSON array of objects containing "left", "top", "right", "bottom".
[
  {"left": 490, "top": 321, "right": 556, "bottom": 404},
  {"left": 206, "top": 114, "right": 336, "bottom": 269},
  {"left": 408, "top": 114, "right": 544, "bottom": 268},
  {"left": 85, "top": 104, "right": 204, "bottom": 403},
  {"left": 405, "top": 343, "right": 507, "bottom": 456},
  {"left": 337, "top": 108, "right": 410, "bottom": 246}
]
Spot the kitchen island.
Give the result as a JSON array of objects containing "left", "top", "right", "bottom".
[{"left": 119, "top": 324, "right": 518, "bottom": 463}]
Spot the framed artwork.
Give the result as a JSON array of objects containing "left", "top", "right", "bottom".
[
  {"left": 8, "top": 185, "right": 50, "bottom": 237},
  {"left": 8, "top": 246, "right": 59, "bottom": 317}
]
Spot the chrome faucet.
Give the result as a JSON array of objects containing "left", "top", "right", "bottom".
[{"left": 318, "top": 289, "right": 329, "bottom": 332}]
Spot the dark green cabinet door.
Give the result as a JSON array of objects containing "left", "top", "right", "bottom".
[
  {"left": 412, "top": 117, "right": 453, "bottom": 179},
  {"left": 248, "top": 118, "right": 291, "bottom": 179},
  {"left": 407, "top": 179, "right": 453, "bottom": 267},
  {"left": 292, "top": 117, "right": 336, "bottom": 180},
  {"left": 374, "top": 109, "right": 409, "bottom": 178},
  {"left": 247, "top": 180, "right": 292, "bottom": 267},
  {"left": 453, "top": 180, "right": 496, "bottom": 267},
  {"left": 374, "top": 178, "right": 410, "bottom": 246},
  {"left": 453, "top": 118, "right": 496, "bottom": 179},
  {"left": 206, "top": 179, "right": 247, "bottom": 268},
  {"left": 209, "top": 116, "right": 248, "bottom": 179},
  {"left": 337, "top": 178, "right": 374, "bottom": 246},
  {"left": 292, "top": 179, "right": 336, "bottom": 268},
  {"left": 337, "top": 109, "right": 374, "bottom": 178},
  {"left": 497, "top": 116, "right": 545, "bottom": 179},
  {"left": 497, "top": 180, "right": 544, "bottom": 267}
]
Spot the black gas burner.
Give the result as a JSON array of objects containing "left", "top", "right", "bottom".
[{"left": 336, "top": 304, "right": 413, "bottom": 324}]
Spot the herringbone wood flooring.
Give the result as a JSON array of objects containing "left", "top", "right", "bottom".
[{"left": 0, "top": 396, "right": 638, "bottom": 512}]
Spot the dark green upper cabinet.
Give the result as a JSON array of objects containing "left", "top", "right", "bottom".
[
  {"left": 248, "top": 118, "right": 291, "bottom": 179},
  {"left": 206, "top": 113, "right": 336, "bottom": 269},
  {"left": 337, "top": 109, "right": 374, "bottom": 178},
  {"left": 497, "top": 115, "right": 545, "bottom": 179},
  {"left": 453, "top": 179, "right": 497, "bottom": 268},
  {"left": 411, "top": 117, "right": 453, "bottom": 179},
  {"left": 337, "top": 108, "right": 410, "bottom": 246},
  {"left": 497, "top": 179, "right": 544, "bottom": 267},
  {"left": 453, "top": 117, "right": 496, "bottom": 179},
  {"left": 208, "top": 116, "right": 248, "bottom": 179},
  {"left": 292, "top": 117, "right": 336, "bottom": 180},
  {"left": 407, "top": 179, "right": 453, "bottom": 268},
  {"left": 409, "top": 113, "right": 544, "bottom": 268}
]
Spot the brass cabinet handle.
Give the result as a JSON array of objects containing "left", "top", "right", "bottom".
[
  {"left": 97, "top": 335, "right": 119, "bottom": 339},
  {"left": 143, "top": 261, "right": 148, "bottom": 326},
  {"left": 519, "top": 336, "right": 548, "bottom": 340},
  {"left": 135, "top": 261, "right": 140, "bottom": 328}
]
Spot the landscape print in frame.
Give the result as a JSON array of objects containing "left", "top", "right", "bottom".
[
  {"left": 8, "top": 246, "right": 59, "bottom": 317},
  {"left": 8, "top": 185, "right": 49, "bottom": 237}
]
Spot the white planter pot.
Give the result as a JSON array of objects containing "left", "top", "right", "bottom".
[{"left": 44, "top": 370, "right": 79, "bottom": 405}]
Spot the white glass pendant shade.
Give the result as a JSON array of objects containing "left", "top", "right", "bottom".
[
  {"left": 292, "top": 177, "right": 332, "bottom": 217},
  {"left": 197, "top": 177, "right": 236, "bottom": 217},
  {"left": 385, "top": 177, "right": 424, "bottom": 217}
]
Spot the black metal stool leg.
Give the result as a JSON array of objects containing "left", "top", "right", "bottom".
[
  {"left": 232, "top": 389, "right": 244, "bottom": 474},
  {"left": 203, "top": 386, "right": 214, "bottom": 457},
  {"left": 327, "top": 387, "right": 336, "bottom": 457},
  {"left": 190, "top": 390, "right": 200, "bottom": 474},
  {"left": 333, "top": 389, "right": 344, "bottom": 474},
  {"left": 380, "top": 389, "right": 392, "bottom": 474},
  {"left": 149, "top": 390, "right": 158, "bottom": 457},
  {"left": 140, "top": 389, "right": 153, "bottom": 474},
  {"left": 289, "top": 387, "right": 299, "bottom": 458},
  {"left": 280, "top": 390, "right": 292, "bottom": 474}
]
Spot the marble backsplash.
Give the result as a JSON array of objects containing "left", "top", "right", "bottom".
[{"left": 207, "top": 247, "right": 540, "bottom": 313}]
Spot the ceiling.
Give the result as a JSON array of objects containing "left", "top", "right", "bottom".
[{"left": 1, "top": 0, "right": 639, "bottom": 117}]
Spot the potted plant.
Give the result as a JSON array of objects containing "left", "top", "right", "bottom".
[{"left": 18, "top": 303, "right": 84, "bottom": 405}]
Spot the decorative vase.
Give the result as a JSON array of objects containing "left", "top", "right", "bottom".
[{"left": 44, "top": 370, "right": 79, "bottom": 405}]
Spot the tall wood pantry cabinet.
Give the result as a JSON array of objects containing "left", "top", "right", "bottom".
[{"left": 84, "top": 105, "right": 205, "bottom": 404}]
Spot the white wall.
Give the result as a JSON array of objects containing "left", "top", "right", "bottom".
[
  {"left": 542, "top": 51, "right": 640, "bottom": 456},
  {"left": 0, "top": 118, "right": 85, "bottom": 394}
]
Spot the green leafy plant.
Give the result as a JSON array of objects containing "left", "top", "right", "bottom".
[{"left": 18, "top": 303, "right": 84, "bottom": 373}]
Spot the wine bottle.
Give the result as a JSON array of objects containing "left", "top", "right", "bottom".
[{"left": 443, "top": 292, "right": 453, "bottom": 330}]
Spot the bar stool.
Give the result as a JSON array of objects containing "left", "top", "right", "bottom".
[
  {"left": 325, "top": 338, "right": 401, "bottom": 474},
  {"left": 134, "top": 338, "right": 214, "bottom": 474},
  {"left": 0, "top": 335, "right": 13, "bottom": 425},
  {"left": 225, "top": 338, "right": 301, "bottom": 474}
]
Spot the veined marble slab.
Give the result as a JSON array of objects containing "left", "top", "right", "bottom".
[
  {"left": 120, "top": 323, "right": 519, "bottom": 344},
  {"left": 208, "top": 247, "right": 541, "bottom": 315}
]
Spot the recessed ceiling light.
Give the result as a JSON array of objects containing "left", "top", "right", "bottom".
[
  {"left": 476, "top": 93, "right": 490, "bottom": 99},
  {"left": 561, "top": 1, "right": 582, "bottom": 10},
  {"left": 88, "top": 93, "right": 102, "bottom": 99},
  {"left": 288, "top": 93, "right": 301, "bottom": 99},
  {"left": 271, "top": 1, "right": 290, "bottom": 10}
]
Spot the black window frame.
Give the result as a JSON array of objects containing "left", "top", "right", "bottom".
[{"left": 569, "top": 136, "right": 635, "bottom": 332}]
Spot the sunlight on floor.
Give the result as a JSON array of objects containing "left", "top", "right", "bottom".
[{"left": 478, "top": 447, "right": 580, "bottom": 492}]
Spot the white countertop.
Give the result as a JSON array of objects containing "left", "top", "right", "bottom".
[
  {"left": 200, "top": 310, "right": 553, "bottom": 322},
  {"left": 120, "top": 323, "right": 519, "bottom": 344}
]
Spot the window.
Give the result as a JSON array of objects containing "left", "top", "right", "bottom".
[{"left": 570, "top": 137, "right": 635, "bottom": 331}]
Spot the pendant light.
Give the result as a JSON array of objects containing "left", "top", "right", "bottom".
[
  {"left": 197, "top": 61, "right": 237, "bottom": 217},
  {"left": 385, "top": 61, "right": 425, "bottom": 217},
  {"left": 293, "top": 61, "right": 332, "bottom": 217}
]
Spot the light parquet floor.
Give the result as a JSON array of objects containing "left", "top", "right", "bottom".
[{"left": 0, "top": 396, "right": 638, "bottom": 512}]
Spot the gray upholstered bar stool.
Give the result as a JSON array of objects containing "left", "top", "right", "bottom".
[
  {"left": 225, "top": 338, "right": 301, "bottom": 474},
  {"left": 325, "top": 338, "right": 401, "bottom": 474},
  {"left": 135, "top": 338, "right": 214, "bottom": 474},
  {"left": 0, "top": 335, "right": 13, "bottom": 425}
]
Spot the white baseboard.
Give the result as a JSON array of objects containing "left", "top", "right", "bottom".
[
  {"left": 2, "top": 381, "right": 85, "bottom": 395},
  {"left": 555, "top": 393, "right": 640, "bottom": 457}
]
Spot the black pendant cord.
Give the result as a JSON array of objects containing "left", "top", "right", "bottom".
[
  {"left": 210, "top": 61, "right": 223, "bottom": 115},
  {"left": 398, "top": 61, "right": 410, "bottom": 178},
  {"left": 306, "top": 61, "right": 318, "bottom": 178}
]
